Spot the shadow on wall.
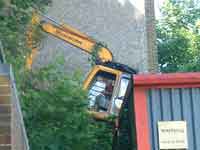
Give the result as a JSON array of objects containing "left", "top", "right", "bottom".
[{"left": 34, "top": 0, "right": 148, "bottom": 73}]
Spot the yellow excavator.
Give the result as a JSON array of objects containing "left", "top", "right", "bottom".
[{"left": 26, "top": 12, "right": 136, "bottom": 120}]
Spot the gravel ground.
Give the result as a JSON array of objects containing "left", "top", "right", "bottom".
[{"left": 33, "top": 0, "right": 149, "bottom": 74}]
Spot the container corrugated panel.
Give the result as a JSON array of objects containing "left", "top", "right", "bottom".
[
  {"left": 147, "top": 88, "right": 200, "bottom": 150},
  {"left": 133, "top": 73, "right": 200, "bottom": 150}
]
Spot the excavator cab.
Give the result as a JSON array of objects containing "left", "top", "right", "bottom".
[
  {"left": 88, "top": 71, "right": 116, "bottom": 112},
  {"left": 84, "top": 63, "right": 135, "bottom": 119}
]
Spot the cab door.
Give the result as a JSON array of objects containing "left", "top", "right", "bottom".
[
  {"left": 84, "top": 65, "right": 132, "bottom": 119},
  {"left": 83, "top": 65, "right": 122, "bottom": 119},
  {"left": 110, "top": 73, "right": 132, "bottom": 116}
]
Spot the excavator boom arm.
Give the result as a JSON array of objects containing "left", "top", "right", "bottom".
[{"left": 33, "top": 13, "right": 113, "bottom": 62}]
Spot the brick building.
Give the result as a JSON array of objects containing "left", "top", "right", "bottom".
[{"left": 34, "top": 0, "right": 158, "bottom": 73}]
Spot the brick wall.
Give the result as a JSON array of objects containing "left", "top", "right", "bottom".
[
  {"left": 145, "top": 0, "right": 158, "bottom": 72},
  {"left": 33, "top": 0, "right": 158, "bottom": 73}
]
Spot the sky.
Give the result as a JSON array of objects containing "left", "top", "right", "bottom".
[
  {"left": 154, "top": 0, "right": 166, "bottom": 18},
  {"left": 117, "top": 0, "right": 166, "bottom": 18}
]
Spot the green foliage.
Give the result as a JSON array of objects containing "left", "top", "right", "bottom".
[
  {"left": 1, "top": 1, "right": 113, "bottom": 150},
  {"left": 157, "top": 0, "right": 200, "bottom": 72},
  {"left": 89, "top": 42, "right": 108, "bottom": 66},
  {"left": 21, "top": 62, "right": 112, "bottom": 150},
  {"left": 31, "top": 23, "right": 46, "bottom": 47},
  {"left": 0, "top": 0, "right": 4, "bottom": 9},
  {"left": 0, "top": 0, "right": 51, "bottom": 66},
  {"left": 0, "top": 0, "right": 53, "bottom": 88},
  {"left": 11, "top": 0, "right": 52, "bottom": 10}
]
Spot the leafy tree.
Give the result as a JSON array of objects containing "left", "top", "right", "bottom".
[
  {"left": 157, "top": 0, "right": 200, "bottom": 72},
  {"left": 20, "top": 62, "right": 113, "bottom": 150},
  {"left": 0, "top": 0, "right": 49, "bottom": 73}
]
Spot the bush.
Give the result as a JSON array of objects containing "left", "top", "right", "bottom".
[{"left": 20, "top": 63, "right": 113, "bottom": 150}]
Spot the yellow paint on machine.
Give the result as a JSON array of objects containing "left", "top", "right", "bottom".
[
  {"left": 83, "top": 65, "right": 122, "bottom": 89},
  {"left": 25, "top": 12, "right": 113, "bottom": 70}
]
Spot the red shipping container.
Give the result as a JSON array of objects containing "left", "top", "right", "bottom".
[{"left": 133, "top": 73, "right": 200, "bottom": 150}]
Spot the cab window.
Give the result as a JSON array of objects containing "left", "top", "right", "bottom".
[
  {"left": 111, "top": 76, "right": 130, "bottom": 115},
  {"left": 88, "top": 71, "right": 116, "bottom": 112}
]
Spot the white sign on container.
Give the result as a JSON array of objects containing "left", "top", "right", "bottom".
[{"left": 158, "top": 121, "right": 188, "bottom": 149}]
